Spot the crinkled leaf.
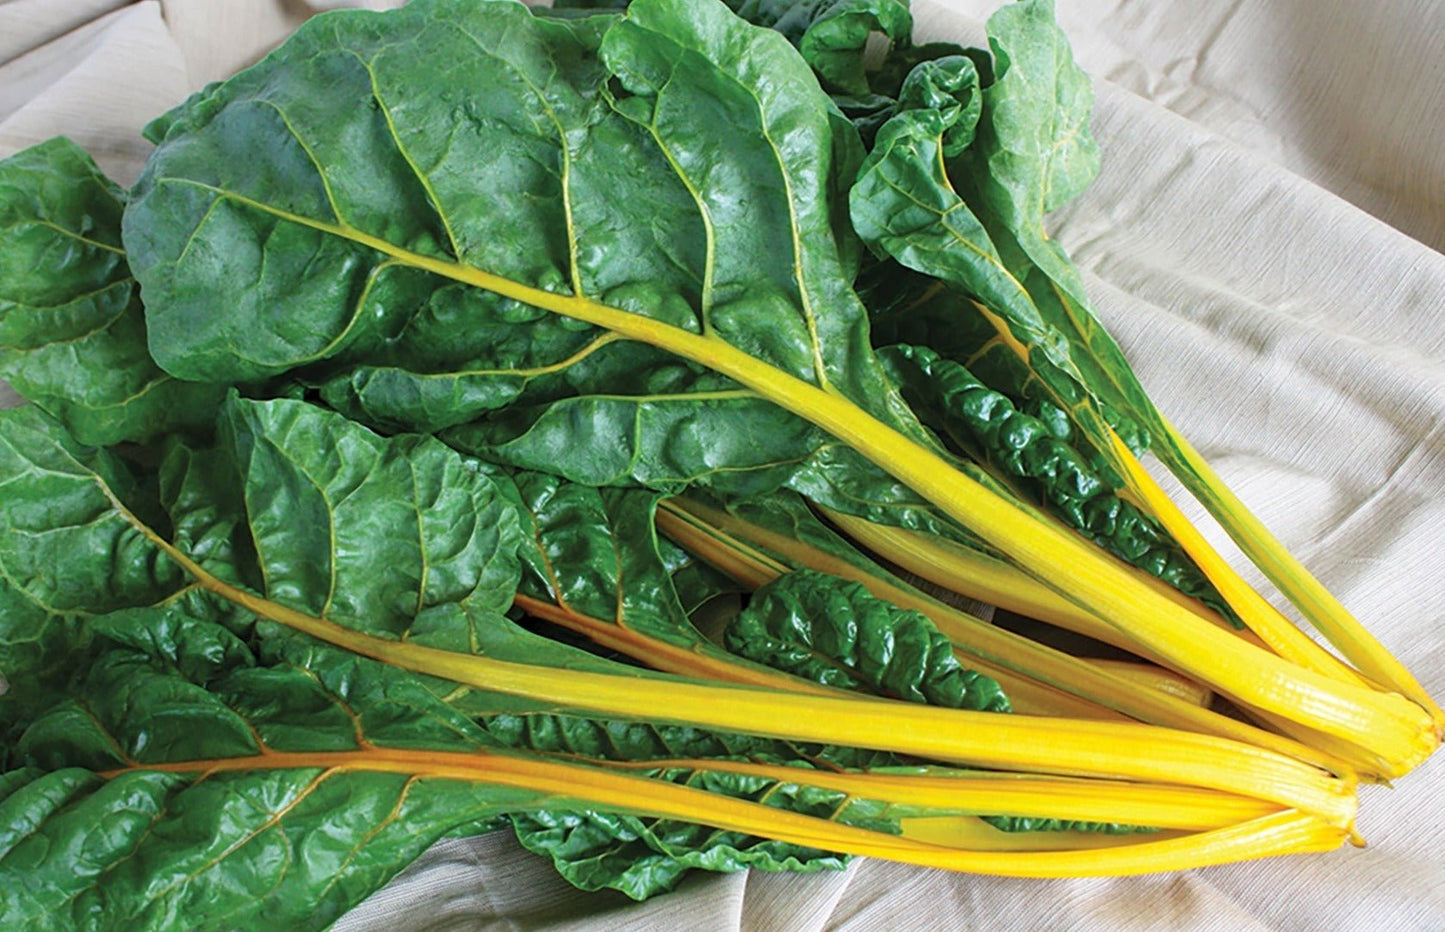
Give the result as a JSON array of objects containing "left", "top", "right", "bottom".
[
  {"left": 510, "top": 770, "right": 862, "bottom": 900},
  {"left": 879, "top": 343, "right": 1233, "bottom": 621},
  {"left": 951, "top": 0, "right": 1160, "bottom": 458},
  {"left": 505, "top": 472, "right": 771, "bottom": 671},
  {"left": 657, "top": 533, "right": 743, "bottom": 617},
  {"left": 0, "top": 405, "right": 185, "bottom": 615},
  {"left": 124, "top": 0, "right": 941, "bottom": 496},
  {"left": 723, "top": 0, "right": 912, "bottom": 95},
  {"left": 982, "top": 813, "right": 1151, "bottom": 835},
  {"left": 0, "top": 578, "right": 96, "bottom": 759},
  {"left": 970, "top": 0, "right": 1099, "bottom": 221},
  {"left": 0, "top": 400, "right": 647, "bottom": 707},
  {"left": 725, "top": 569, "right": 1011, "bottom": 710},
  {"left": 0, "top": 138, "right": 223, "bottom": 445},
  {"left": 1, "top": 612, "right": 569, "bottom": 930},
  {"left": 6, "top": 606, "right": 902, "bottom": 915},
  {"left": 479, "top": 710, "right": 895, "bottom": 899},
  {"left": 219, "top": 395, "right": 523, "bottom": 643},
  {"left": 850, "top": 53, "right": 1057, "bottom": 365}
]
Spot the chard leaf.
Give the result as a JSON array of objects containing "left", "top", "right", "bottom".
[
  {"left": 982, "top": 814, "right": 1150, "bottom": 835},
  {"left": 509, "top": 771, "right": 859, "bottom": 900},
  {"left": 969, "top": 0, "right": 1099, "bottom": 223},
  {"left": 0, "top": 404, "right": 194, "bottom": 747},
  {"left": 1, "top": 613, "right": 565, "bottom": 930},
  {"left": 504, "top": 472, "right": 793, "bottom": 684},
  {"left": 657, "top": 533, "right": 742, "bottom": 617},
  {"left": 0, "top": 138, "right": 224, "bottom": 445},
  {"left": 956, "top": 0, "right": 1156, "bottom": 455},
  {"left": 879, "top": 343, "right": 1233, "bottom": 621},
  {"left": 0, "top": 399, "right": 619, "bottom": 700},
  {"left": 219, "top": 395, "right": 523, "bottom": 643},
  {"left": 0, "top": 578, "right": 95, "bottom": 758},
  {"left": 726, "top": 569, "right": 1010, "bottom": 711},
  {"left": 953, "top": 2, "right": 1410, "bottom": 696},
  {"left": 124, "top": 0, "right": 932, "bottom": 488},
  {"left": 0, "top": 405, "right": 185, "bottom": 614},
  {"left": 849, "top": 48, "right": 1150, "bottom": 471},
  {"left": 479, "top": 710, "right": 895, "bottom": 899},
  {"left": 723, "top": 0, "right": 913, "bottom": 95},
  {"left": 849, "top": 53, "right": 1052, "bottom": 366},
  {"left": 5, "top": 606, "right": 899, "bottom": 915}
]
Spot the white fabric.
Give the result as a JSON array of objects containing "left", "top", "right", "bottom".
[{"left": 2, "top": 1, "right": 1442, "bottom": 929}]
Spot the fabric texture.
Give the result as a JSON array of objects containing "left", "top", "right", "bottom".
[{"left": 2, "top": 1, "right": 1441, "bottom": 928}]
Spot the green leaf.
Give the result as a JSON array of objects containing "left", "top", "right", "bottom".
[
  {"left": 950, "top": 0, "right": 1157, "bottom": 458},
  {"left": 848, "top": 40, "right": 1152, "bottom": 475},
  {"left": 124, "top": 0, "right": 933, "bottom": 473},
  {"left": 5, "top": 602, "right": 907, "bottom": 915},
  {"left": 0, "top": 614, "right": 549, "bottom": 930},
  {"left": 509, "top": 770, "right": 859, "bottom": 900},
  {"left": 725, "top": 569, "right": 1011, "bottom": 710},
  {"left": 982, "top": 813, "right": 1150, "bottom": 835},
  {"left": 219, "top": 394, "right": 524, "bottom": 643},
  {"left": 0, "top": 138, "right": 224, "bottom": 445},
  {"left": 723, "top": 0, "right": 912, "bottom": 95},
  {"left": 0, "top": 577, "right": 96, "bottom": 760},
  {"left": 971, "top": 0, "right": 1099, "bottom": 221},
  {"left": 850, "top": 54, "right": 1051, "bottom": 358},
  {"left": 0, "top": 403, "right": 190, "bottom": 750},
  {"left": 0, "top": 405, "right": 185, "bottom": 616},
  {"left": 879, "top": 343, "right": 1234, "bottom": 621},
  {"left": 479, "top": 709, "right": 895, "bottom": 899},
  {"left": 509, "top": 474, "right": 723, "bottom": 650},
  {"left": 656, "top": 533, "right": 742, "bottom": 617}
]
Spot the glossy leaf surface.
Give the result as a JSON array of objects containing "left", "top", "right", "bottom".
[
  {"left": 726, "top": 569, "right": 1010, "bottom": 710},
  {"left": 880, "top": 343, "right": 1231, "bottom": 620},
  {"left": 0, "top": 138, "right": 223, "bottom": 445}
]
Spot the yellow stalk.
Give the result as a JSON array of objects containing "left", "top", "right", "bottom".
[
  {"left": 595, "top": 758, "right": 1280, "bottom": 831},
  {"left": 824, "top": 504, "right": 1324, "bottom": 670},
  {"left": 822, "top": 505, "right": 1171, "bottom": 654},
  {"left": 897, "top": 818, "right": 1182, "bottom": 851},
  {"left": 643, "top": 504, "right": 1122, "bottom": 720},
  {"left": 518, "top": 581, "right": 1111, "bottom": 717},
  {"left": 964, "top": 657, "right": 1131, "bottom": 720},
  {"left": 1242, "top": 708, "right": 1396, "bottom": 785},
  {"left": 118, "top": 748, "right": 1345, "bottom": 875},
  {"left": 662, "top": 499, "right": 1358, "bottom": 776},
  {"left": 806, "top": 501, "right": 1430, "bottom": 775},
  {"left": 510, "top": 593, "right": 840, "bottom": 697},
  {"left": 1111, "top": 432, "right": 1376, "bottom": 692},
  {"left": 1092, "top": 660, "right": 1212, "bottom": 708},
  {"left": 194, "top": 198, "right": 1436, "bottom": 775},
  {"left": 1158, "top": 417, "right": 1445, "bottom": 730},
  {"left": 131, "top": 528, "right": 1353, "bottom": 825},
  {"left": 966, "top": 293, "right": 1368, "bottom": 693}
]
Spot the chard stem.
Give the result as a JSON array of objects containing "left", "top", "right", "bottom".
[
  {"left": 191, "top": 200, "right": 1435, "bottom": 774},
  {"left": 664, "top": 499, "right": 1361, "bottom": 777},
  {"left": 510, "top": 593, "right": 840, "bottom": 697},
  {"left": 135, "top": 524, "right": 1357, "bottom": 826},
  {"left": 1155, "top": 417, "right": 1445, "bottom": 731},
  {"left": 110, "top": 747, "right": 1344, "bottom": 875},
  {"left": 1110, "top": 431, "right": 1375, "bottom": 691}
]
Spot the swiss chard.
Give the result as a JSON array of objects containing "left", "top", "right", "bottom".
[
  {"left": 0, "top": 0, "right": 1437, "bottom": 921},
  {"left": 114, "top": 0, "right": 1436, "bottom": 772}
]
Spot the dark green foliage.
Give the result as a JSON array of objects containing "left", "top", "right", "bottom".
[
  {"left": 726, "top": 569, "right": 1010, "bottom": 710},
  {"left": 0, "top": 139, "right": 226, "bottom": 446}
]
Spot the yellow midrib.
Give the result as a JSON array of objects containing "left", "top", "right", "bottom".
[
  {"left": 158, "top": 181, "right": 1429, "bottom": 780},
  {"left": 105, "top": 746, "right": 1344, "bottom": 875}
]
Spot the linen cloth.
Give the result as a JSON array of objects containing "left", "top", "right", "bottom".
[{"left": 2, "top": 1, "right": 1442, "bottom": 929}]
